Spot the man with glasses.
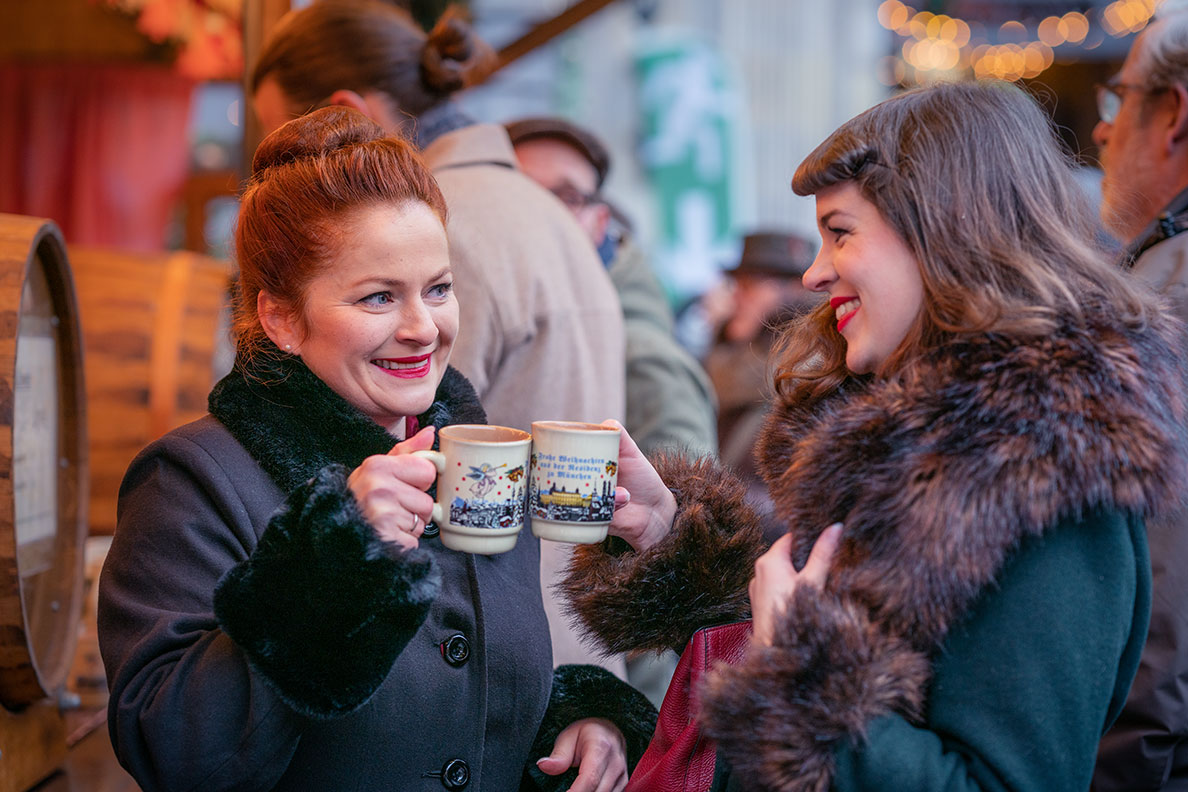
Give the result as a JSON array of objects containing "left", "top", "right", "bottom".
[
  {"left": 506, "top": 116, "right": 718, "bottom": 462},
  {"left": 505, "top": 115, "right": 718, "bottom": 710},
  {"left": 1092, "top": 10, "right": 1188, "bottom": 790}
]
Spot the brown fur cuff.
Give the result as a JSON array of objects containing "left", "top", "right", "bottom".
[
  {"left": 698, "top": 586, "right": 930, "bottom": 792},
  {"left": 559, "top": 453, "right": 766, "bottom": 655}
]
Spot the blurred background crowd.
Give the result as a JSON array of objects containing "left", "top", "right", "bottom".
[{"left": 1, "top": 0, "right": 1164, "bottom": 498}]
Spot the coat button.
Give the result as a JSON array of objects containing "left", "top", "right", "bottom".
[
  {"left": 440, "top": 759, "right": 470, "bottom": 790},
  {"left": 440, "top": 634, "right": 470, "bottom": 666}
]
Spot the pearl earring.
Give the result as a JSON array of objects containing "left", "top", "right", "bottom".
[{"left": 285, "top": 344, "right": 292, "bottom": 351}]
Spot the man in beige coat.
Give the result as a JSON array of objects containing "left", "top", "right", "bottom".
[
  {"left": 421, "top": 121, "right": 628, "bottom": 677},
  {"left": 1092, "top": 8, "right": 1188, "bottom": 787},
  {"left": 505, "top": 116, "right": 718, "bottom": 459}
]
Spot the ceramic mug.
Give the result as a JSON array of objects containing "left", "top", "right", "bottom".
[
  {"left": 528, "top": 421, "right": 621, "bottom": 544},
  {"left": 413, "top": 424, "right": 532, "bottom": 555}
]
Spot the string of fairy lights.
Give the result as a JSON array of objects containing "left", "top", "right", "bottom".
[{"left": 879, "top": 0, "right": 1162, "bottom": 85}]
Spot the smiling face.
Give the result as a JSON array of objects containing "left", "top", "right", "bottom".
[
  {"left": 802, "top": 182, "right": 925, "bottom": 375},
  {"left": 261, "top": 201, "right": 457, "bottom": 432}
]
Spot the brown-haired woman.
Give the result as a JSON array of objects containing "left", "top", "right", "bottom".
[
  {"left": 98, "top": 107, "right": 654, "bottom": 792},
  {"left": 249, "top": 0, "right": 628, "bottom": 680},
  {"left": 560, "top": 80, "right": 1188, "bottom": 790}
]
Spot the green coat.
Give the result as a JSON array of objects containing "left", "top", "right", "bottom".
[
  {"left": 609, "top": 234, "right": 718, "bottom": 459},
  {"left": 562, "top": 298, "right": 1188, "bottom": 791},
  {"left": 714, "top": 508, "right": 1149, "bottom": 791}
]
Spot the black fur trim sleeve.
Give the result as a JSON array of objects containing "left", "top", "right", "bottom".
[
  {"left": 697, "top": 586, "right": 930, "bottom": 791},
  {"left": 523, "top": 664, "right": 659, "bottom": 791},
  {"left": 559, "top": 453, "right": 766, "bottom": 654},
  {"left": 213, "top": 464, "right": 441, "bottom": 719}
]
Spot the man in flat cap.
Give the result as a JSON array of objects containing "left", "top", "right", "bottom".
[{"left": 507, "top": 116, "right": 718, "bottom": 460}]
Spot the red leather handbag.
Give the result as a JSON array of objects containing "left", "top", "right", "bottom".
[{"left": 625, "top": 621, "right": 752, "bottom": 792}]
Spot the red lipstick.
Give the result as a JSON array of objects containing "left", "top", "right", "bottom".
[
  {"left": 373, "top": 354, "right": 432, "bottom": 379},
  {"left": 830, "top": 296, "right": 860, "bottom": 333}
]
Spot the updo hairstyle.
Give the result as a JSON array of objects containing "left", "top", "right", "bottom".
[
  {"left": 252, "top": 0, "right": 496, "bottom": 121},
  {"left": 234, "top": 105, "right": 448, "bottom": 361}
]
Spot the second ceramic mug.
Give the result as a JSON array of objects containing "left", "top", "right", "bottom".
[
  {"left": 528, "top": 421, "right": 621, "bottom": 544},
  {"left": 413, "top": 424, "right": 532, "bottom": 555}
]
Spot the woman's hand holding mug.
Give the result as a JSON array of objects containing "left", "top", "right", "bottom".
[
  {"left": 347, "top": 426, "right": 439, "bottom": 551},
  {"left": 599, "top": 419, "right": 676, "bottom": 552}
]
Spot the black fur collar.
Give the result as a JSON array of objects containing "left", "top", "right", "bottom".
[{"left": 208, "top": 349, "right": 486, "bottom": 493}]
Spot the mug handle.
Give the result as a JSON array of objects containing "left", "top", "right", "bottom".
[{"left": 411, "top": 449, "right": 446, "bottom": 524}]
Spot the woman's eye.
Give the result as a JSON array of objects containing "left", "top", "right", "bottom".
[
  {"left": 428, "top": 282, "right": 453, "bottom": 300},
  {"left": 360, "top": 291, "right": 393, "bottom": 306},
  {"left": 827, "top": 226, "right": 850, "bottom": 242}
]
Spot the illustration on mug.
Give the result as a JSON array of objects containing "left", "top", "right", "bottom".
[
  {"left": 529, "top": 452, "right": 616, "bottom": 523},
  {"left": 449, "top": 462, "right": 526, "bottom": 529}
]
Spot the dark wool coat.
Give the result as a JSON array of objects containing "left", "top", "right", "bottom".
[
  {"left": 99, "top": 353, "right": 655, "bottom": 792},
  {"left": 562, "top": 303, "right": 1188, "bottom": 792}
]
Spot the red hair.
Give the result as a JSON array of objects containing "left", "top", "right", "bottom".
[{"left": 234, "top": 106, "right": 447, "bottom": 361}]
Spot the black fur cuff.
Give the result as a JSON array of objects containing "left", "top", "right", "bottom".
[
  {"left": 560, "top": 453, "right": 766, "bottom": 654},
  {"left": 214, "top": 464, "right": 441, "bottom": 719},
  {"left": 524, "top": 664, "right": 658, "bottom": 791},
  {"left": 698, "top": 587, "right": 930, "bottom": 792}
]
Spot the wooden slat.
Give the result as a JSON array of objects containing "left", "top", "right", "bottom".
[
  {"left": 0, "top": 701, "right": 68, "bottom": 792},
  {"left": 477, "top": 0, "right": 621, "bottom": 84},
  {"left": 71, "top": 246, "right": 231, "bottom": 536}
]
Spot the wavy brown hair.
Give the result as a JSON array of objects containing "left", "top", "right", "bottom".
[
  {"left": 774, "top": 79, "right": 1152, "bottom": 406},
  {"left": 234, "top": 106, "right": 447, "bottom": 363}
]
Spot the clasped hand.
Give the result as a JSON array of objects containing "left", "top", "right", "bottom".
[
  {"left": 749, "top": 523, "right": 843, "bottom": 647},
  {"left": 346, "top": 425, "right": 438, "bottom": 551}
]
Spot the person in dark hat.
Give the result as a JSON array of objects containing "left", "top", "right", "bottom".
[
  {"left": 703, "top": 230, "right": 819, "bottom": 538},
  {"left": 506, "top": 116, "right": 718, "bottom": 461}
]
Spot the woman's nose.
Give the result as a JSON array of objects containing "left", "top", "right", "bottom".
[
  {"left": 801, "top": 250, "right": 835, "bottom": 292},
  {"left": 397, "top": 300, "right": 438, "bottom": 346}
]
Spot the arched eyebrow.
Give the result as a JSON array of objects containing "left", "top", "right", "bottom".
[
  {"left": 350, "top": 266, "right": 453, "bottom": 289},
  {"left": 818, "top": 209, "right": 853, "bottom": 229}
]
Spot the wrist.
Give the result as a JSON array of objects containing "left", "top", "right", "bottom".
[{"left": 637, "top": 488, "right": 677, "bottom": 551}]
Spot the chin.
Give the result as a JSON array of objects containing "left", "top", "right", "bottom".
[{"left": 845, "top": 353, "right": 874, "bottom": 376}]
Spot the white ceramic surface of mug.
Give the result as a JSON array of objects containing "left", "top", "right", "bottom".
[
  {"left": 528, "top": 421, "right": 621, "bottom": 544},
  {"left": 413, "top": 424, "right": 532, "bottom": 555}
]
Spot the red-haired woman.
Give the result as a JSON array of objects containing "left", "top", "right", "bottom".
[{"left": 98, "top": 107, "right": 654, "bottom": 792}]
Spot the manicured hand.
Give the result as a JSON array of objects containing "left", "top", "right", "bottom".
[
  {"left": 600, "top": 419, "right": 676, "bottom": 552},
  {"left": 346, "top": 426, "right": 438, "bottom": 551},
  {"left": 536, "top": 717, "right": 628, "bottom": 792},
  {"left": 749, "top": 524, "right": 843, "bottom": 647}
]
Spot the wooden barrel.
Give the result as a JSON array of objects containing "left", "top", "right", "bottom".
[
  {"left": 0, "top": 214, "right": 88, "bottom": 711},
  {"left": 69, "top": 246, "right": 233, "bottom": 536}
]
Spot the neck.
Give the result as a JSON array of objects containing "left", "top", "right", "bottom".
[
  {"left": 1125, "top": 182, "right": 1188, "bottom": 261},
  {"left": 414, "top": 101, "right": 473, "bottom": 148}
]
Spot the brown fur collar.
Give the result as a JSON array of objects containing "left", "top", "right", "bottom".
[
  {"left": 564, "top": 302, "right": 1188, "bottom": 791},
  {"left": 696, "top": 304, "right": 1188, "bottom": 791}
]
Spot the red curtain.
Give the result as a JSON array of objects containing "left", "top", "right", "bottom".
[{"left": 0, "top": 63, "right": 196, "bottom": 251}]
